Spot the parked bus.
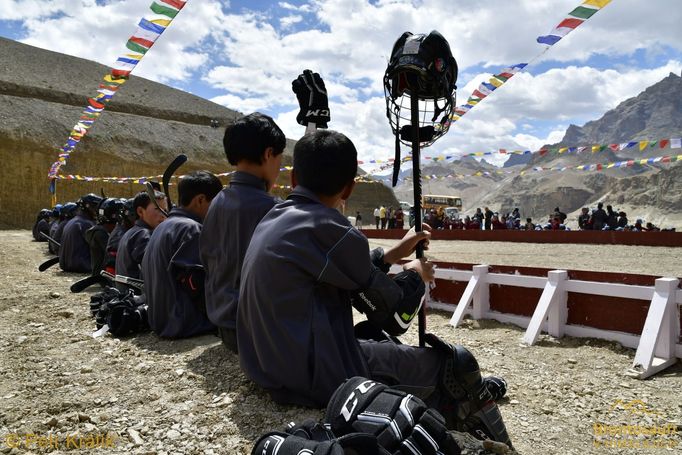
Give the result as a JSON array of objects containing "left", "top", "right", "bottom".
[{"left": 422, "top": 194, "right": 462, "bottom": 213}]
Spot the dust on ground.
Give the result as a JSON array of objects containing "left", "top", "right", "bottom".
[{"left": 1, "top": 231, "right": 680, "bottom": 454}]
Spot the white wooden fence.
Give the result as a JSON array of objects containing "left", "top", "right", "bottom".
[{"left": 392, "top": 264, "right": 682, "bottom": 379}]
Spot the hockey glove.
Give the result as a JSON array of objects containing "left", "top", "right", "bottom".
[{"left": 292, "top": 69, "right": 330, "bottom": 128}]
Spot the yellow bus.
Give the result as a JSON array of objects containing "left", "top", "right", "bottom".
[{"left": 422, "top": 194, "right": 462, "bottom": 213}]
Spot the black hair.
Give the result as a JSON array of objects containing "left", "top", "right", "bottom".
[
  {"left": 293, "top": 130, "right": 358, "bottom": 196},
  {"left": 223, "top": 112, "right": 286, "bottom": 165},
  {"left": 178, "top": 171, "right": 223, "bottom": 206},
  {"left": 132, "top": 190, "right": 165, "bottom": 217}
]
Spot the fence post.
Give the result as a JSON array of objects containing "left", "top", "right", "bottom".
[
  {"left": 522, "top": 270, "right": 568, "bottom": 345},
  {"left": 472, "top": 265, "right": 490, "bottom": 319},
  {"left": 627, "top": 277, "right": 679, "bottom": 379},
  {"left": 450, "top": 265, "right": 488, "bottom": 327}
]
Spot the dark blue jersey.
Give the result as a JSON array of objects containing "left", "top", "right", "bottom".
[
  {"left": 59, "top": 214, "right": 95, "bottom": 273},
  {"left": 200, "top": 171, "right": 279, "bottom": 332},
  {"left": 237, "top": 186, "right": 415, "bottom": 407},
  {"left": 115, "top": 220, "right": 151, "bottom": 287},
  {"left": 49, "top": 219, "right": 67, "bottom": 255},
  {"left": 143, "top": 208, "right": 214, "bottom": 338},
  {"left": 85, "top": 224, "right": 110, "bottom": 276}
]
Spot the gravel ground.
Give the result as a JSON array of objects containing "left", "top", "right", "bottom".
[{"left": 1, "top": 231, "right": 681, "bottom": 454}]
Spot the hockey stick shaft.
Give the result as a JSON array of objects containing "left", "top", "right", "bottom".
[
  {"left": 40, "top": 231, "right": 61, "bottom": 247},
  {"left": 101, "top": 269, "right": 144, "bottom": 291},
  {"left": 410, "top": 94, "right": 426, "bottom": 347},
  {"left": 145, "top": 182, "right": 169, "bottom": 218}
]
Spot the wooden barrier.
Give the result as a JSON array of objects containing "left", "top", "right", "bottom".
[
  {"left": 363, "top": 228, "right": 682, "bottom": 247},
  {"left": 393, "top": 261, "right": 682, "bottom": 379}
]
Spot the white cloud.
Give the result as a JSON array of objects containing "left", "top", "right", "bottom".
[
  {"left": 280, "top": 14, "right": 302, "bottom": 29},
  {"left": 3, "top": 0, "right": 680, "bottom": 170}
]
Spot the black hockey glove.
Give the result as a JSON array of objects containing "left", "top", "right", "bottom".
[
  {"left": 292, "top": 69, "right": 330, "bottom": 128},
  {"left": 325, "top": 377, "right": 461, "bottom": 455}
]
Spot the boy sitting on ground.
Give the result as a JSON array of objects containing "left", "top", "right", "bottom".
[
  {"left": 237, "top": 130, "right": 513, "bottom": 449},
  {"left": 200, "top": 112, "right": 286, "bottom": 352},
  {"left": 115, "top": 190, "right": 167, "bottom": 292},
  {"left": 144, "top": 171, "right": 223, "bottom": 338}
]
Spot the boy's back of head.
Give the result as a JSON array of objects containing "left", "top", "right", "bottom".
[
  {"left": 178, "top": 171, "right": 223, "bottom": 207},
  {"left": 293, "top": 130, "right": 357, "bottom": 196},
  {"left": 223, "top": 113, "right": 286, "bottom": 166}
]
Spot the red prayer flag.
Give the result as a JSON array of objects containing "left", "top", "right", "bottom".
[
  {"left": 557, "top": 18, "right": 584, "bottom": 29},
  {"left": 161, "top": 0, "right": 186, "bottom": 9},
  {"left": 659, "top": 139, "right": 670, "bottom": 148}
]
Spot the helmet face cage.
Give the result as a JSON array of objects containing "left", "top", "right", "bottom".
[{"left": 384, "top": 31, "right": 457, "bottom": 148}]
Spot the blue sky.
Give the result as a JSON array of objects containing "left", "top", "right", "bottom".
[{"left": 1, "top": 0, "right": 681, "bottom": 171}]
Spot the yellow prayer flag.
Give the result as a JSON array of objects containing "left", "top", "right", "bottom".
[
  {"left": 559, "top": 147, "right": 568, "bottom": 154},
  {"left": 591, "top": 145, "right": 600, "bottom": 153},
  {"left": 583, "top": 0, "right": 612, "bottom": 8},
  {"left": 639, "top": 141, "right": 648, "bottom": 151},
  {"left": 488, "top": 77, "right": 503, "bottom": 88},
  {"left": 150, "top": 18, "right": 172, "bottom": 27}
]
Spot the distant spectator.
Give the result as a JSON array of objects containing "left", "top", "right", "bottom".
[
  {"left": 388, "top": 206, "right": 396, "bottom": 229},
  {"left": 617, "top": 211, "right": 628, "bottom": 229},
  {"left": 645, "top": 222, "right": 660, "bottom": 232},
  {"left": 491, "top": 213, "right": 506, "bottom": 230},
  {"left": 578, "top": 207, "right": 590, "bottom": 230},
  {"left": 606, "top": 205, "right": 618, "bottom": 230},
  {"left": 523, "top": 217, "right": 535, "bottom": 231},
  {"left": 633, "top": 219, "right": 644, "bottom": 231},
  {"left": 355, "top": 211, "right": 362, "bottom": 229},
  {"left": 505, "top": 215, "right": 514, "bottom": 230},
  {"left": 379, "top": 205, "right": 387, "bottom": 229},
  {"left": 592, "top": 202, "right": 607, "bottom": 230},
  {"left": 395, "top": 207, "right": 404, "bottom": 229},
  {"left": 373, "top": 207, "right": 380, "bottom": 229},
  {"left": 484, "top": 206, "right": 493, "bottom": 230},
  {"left": 510, "top": 208, "right": 520, "bottom": 221},
  {"left": 464, "top": 215, "right": 479, "bottom": 230},
  {"left": 554, "top": 207, "right": 567, "bottom": 224},
  {"left": 473, "top": 208, "right": 484, "bottom": 229}
]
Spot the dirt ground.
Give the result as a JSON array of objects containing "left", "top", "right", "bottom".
[
  {"left": 368, "top": 239, "right": 681, "bottom": 277},
  {"left": 1, "top": 230, "right": 680, "bottom": 454}
]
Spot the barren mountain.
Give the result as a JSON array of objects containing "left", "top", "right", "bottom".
[
  {"left": 393, "top": 72, "right": 682, "bottom": 228},
  {"left": 0, "top": 37, "right": 395, "bottom": 228}
]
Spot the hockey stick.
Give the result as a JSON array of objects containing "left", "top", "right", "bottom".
[
  {"left": 38, "top": 256, "right": 59, "bottom": 272},
  {"left": 162, "top": 154, "right": 187, "bottom": 210},
  {"left": 101, "top": 270, "right": 144, "bottom": 291},
  {"left": 145, "top": 182, "right": 168, "bottom": 217},
  {"left": 40, "top": 231, "right": 60, "bottom": 247},
  {"left": 70, "top": 274, "right": 110, "bottom": 293},
  {"left": 409, "top": 94, "right": 427, "bottom": 348}
]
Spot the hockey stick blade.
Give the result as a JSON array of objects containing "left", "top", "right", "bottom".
[
  {"left": 38, "top": 256, "right": 59, "bottom": 272},
  {"left": 162, "top": 154, "right": 187, "bottom": 209},
  {"left": 70, "top": 275, "right": 108, "bottom": 293},
  {"left": 145, "top": 182, "right": 168, "bottom": 217}
]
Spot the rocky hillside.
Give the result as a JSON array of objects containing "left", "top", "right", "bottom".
[
  {"left": 392, "top": 72, "right": 682, "bottom": 228},
  {"left": 0, "top": 37, "right": 394, "bottom": 228}
]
